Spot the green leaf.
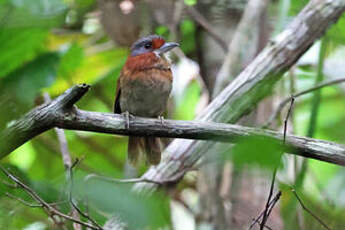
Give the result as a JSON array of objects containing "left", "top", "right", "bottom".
[
  {"left": 49, "top": 48, "right": 128, "bottom": 95},
  {"left": 173, "top": 80, "right": 201, "bottom": 120},
  {"left": 84, "top": 180, "right": 171, "bottom": 229},
  {"left": 0, "top": 28, "right": 48, "bottom": 78},
  {"left": 155, "top": 25, "right": 170, "bottom": 38},
  {"left": 0, "top": 0, "right": 67, "bottom": 78},
  {"left": 184, "top": 0, "right": 197, "bottom": 6},
  {"left": 180, "top": 20, "right": 196, "bottom": 55},
  {"left": 0, "top": 53, "right": 60, "bottom": 128},
  {"left": 58, "top": 43, "right": 84, "bottom": 80},
  {"left": 230, "top": 135, "right": 284, "bottom": 170}
]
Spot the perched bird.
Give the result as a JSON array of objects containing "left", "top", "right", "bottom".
[{"left": 114, "top": 35, "right": 179, "bottom": 165}]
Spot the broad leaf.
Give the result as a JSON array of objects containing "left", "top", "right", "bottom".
[
  {"left": 0, "top": 53, "right": 59, "bottom": 128},
  {"left": 84, "top": 180, "right": 171, "bottom": 229},
  {"left": 230, "top": 135, "right": 284, "bottom": 170}
]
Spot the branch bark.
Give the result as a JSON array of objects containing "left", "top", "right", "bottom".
[
  {"left": 0, "top": 84, "right": 345, "bottom": 166},
  {"left": 0, "top": 84, "right": 90, "bottom": 157}
]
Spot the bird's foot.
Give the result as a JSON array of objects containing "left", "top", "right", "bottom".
[
  {"left": 158, "top": 116, "right": 165, "bottom": 126},
  {"left": 122, "top": 111, "right": 134, "bottom": 129}
]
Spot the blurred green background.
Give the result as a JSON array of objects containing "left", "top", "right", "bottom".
[{"left": 1, "top": 0, "right": 345, "bottom": 229}]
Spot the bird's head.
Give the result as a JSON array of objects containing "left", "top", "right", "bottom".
[{"left": 130, "top": 35, "right": 179, "bottom": 57}]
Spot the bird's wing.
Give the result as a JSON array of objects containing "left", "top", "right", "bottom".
[{"left": 114, "top": 77, "right": 122, "bottom": 114}]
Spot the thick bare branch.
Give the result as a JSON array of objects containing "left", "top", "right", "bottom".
[{"left": 0, "top": 85, "right": 344, "bottom": 166}]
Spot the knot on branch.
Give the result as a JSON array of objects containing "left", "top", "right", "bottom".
[{"left": 55, "top": 84, "right": 90, "bottom": 109}]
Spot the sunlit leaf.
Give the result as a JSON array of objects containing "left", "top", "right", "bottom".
[
  {"left": 184, "top": 0, "right": 197, "bottom": 6},
  {"left": 49, "top": 48, "right": 128, "bottom": 95},
  {"left": 8, "top": 142, "right": 36, "bottom": 171}
]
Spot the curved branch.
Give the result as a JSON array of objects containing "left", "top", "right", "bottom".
[{"left": 0, "top": 84, "right": 345, "bottom": 166}]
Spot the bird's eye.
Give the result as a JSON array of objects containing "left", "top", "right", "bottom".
[{"left": 144, "top": 43, "right": 152, "bottom": 49}]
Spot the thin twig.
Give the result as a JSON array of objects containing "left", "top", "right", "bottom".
[
  {"left": 0, "top": 165, "right": 103, "bottom": 230},
  {"left": 291, "top": 188, "right": 331, "bottom": 230},
  {"left": 5, "top": 193, "right": 69, "bottom": 208},
  {"left": 259, "top": 87, "right": 295, "bottom": 229},
  {"left": 284, "top": 97, "right": 295, "bottom": 142},
  {"left": 68, "top": 160, "right": 102, "bottom": 229},
  {"left": 5, "top": 192, "right": 43, "bottom": 208},
  {"left": 0, "top": 178, "right": 18, "bottom": 188},
  {"left": 264, "top": 77, "right": 345, "bottom": 128},
  {"left": 296, "top": 38, "right": 329, "bottom": 190},
  {"left": 249, "top": 191, "right": 282, "bottom": 229},
  {"left": 266, "top": 191, "right": 282, "bottom": 220},
  {"left": 259, "top": 170, "right": 277, "bottom": 230}
]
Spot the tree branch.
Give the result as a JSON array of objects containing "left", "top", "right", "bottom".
[{"left": 0, "top": 84, "right": 345, "bottom": 166}]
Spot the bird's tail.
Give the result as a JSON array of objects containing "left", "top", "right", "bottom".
[{"left": 128, "top": 137, "right": 162, "bottom": 165}]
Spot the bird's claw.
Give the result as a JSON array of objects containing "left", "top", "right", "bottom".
[
  {"left": 158, "top": 116, "right": 165, "bottom": 126},
  {"left": 122, "top": 111, "right": 134, "bottom": 129}
]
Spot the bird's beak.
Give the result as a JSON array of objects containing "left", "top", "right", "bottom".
[{"left": 156, "top": 42, "right": 179, "bottom": 54}]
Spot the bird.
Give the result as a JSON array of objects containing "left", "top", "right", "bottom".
[{"left": 114, "top": 35, "right": 179, "bottom": 165}]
